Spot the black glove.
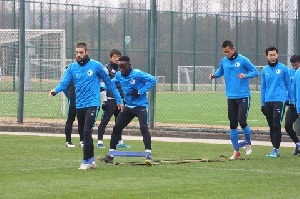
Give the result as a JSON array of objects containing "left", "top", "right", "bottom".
[
  {"left": 290, "top": 104, "right": 296, "bottom": 114},
  {"left": 102, "top": 102, "right": 107, "bottom": 111},
  {"left": 285, "top": 100, "right": 290, "bottom": 106},
  {"left": 261, "top": 106, "right": 266, "bottom": 116},
  {"left": 130, "top": 89, "right": 140, "bottom": 97},
  {"left": 100, "top": 87, "right": 105, "bottom": 92}
]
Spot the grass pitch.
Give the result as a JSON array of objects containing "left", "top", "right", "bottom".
[{"left": 1, "top": 134, "right": 299, "bottom": 198}]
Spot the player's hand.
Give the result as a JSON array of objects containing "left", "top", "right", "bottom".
[
  {"left": 117, "top": 103, "right": 124, "bottom": 112},
  {"left": 130, "top": 89, "right": 140, "bottom": 97},
  {"left": 237, "top": 73, "right": 246, "bottom": 79},
  {"left": 209, "top": 73, "right": 215, "bottom": 79},
  {"left": 285, "top": 100, "right": 290, "bottom": 106},
  {"left": 49, "top": 90, "right": 56, "bottom": 97},
  {"left": 261, "top": 106, "right": 266, "bottom": 116}
]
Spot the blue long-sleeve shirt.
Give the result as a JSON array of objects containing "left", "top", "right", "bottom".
[
  {"left": 288, "top": 68, "right": 296, "bottom": 105},
  {"left": 261, "top": 62, "right": 292, "bottom": 106},
  {"left": 112, "top": 68, "right": 157, "bottom": 108},
  {"left": 54, "top": 59, "right": 122, "bottom": 109},
  {"left": 214, "top": 54, "right": 259, "bottom": 99},
  {"left": 294, "top": 69, "right": 300, "bottom": 113}
]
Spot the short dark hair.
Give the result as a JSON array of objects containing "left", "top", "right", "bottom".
[
  {"left": 110, "top": 49, "right": 121, "bottom": 57},
  {"left": 265, "top": 46, "right": 278, "bottom": 56},
  {"left": 290, "top": 54, "right": 300, "bottom": 63},
  {"left": 118, "top": 56, "right": 130, "bottom": 63},
  {"left": 76, "top": 43, "right": 87, "bottom": 51},
  {"left": 222, "top": 40, "right": 234, "bottom": 48}
]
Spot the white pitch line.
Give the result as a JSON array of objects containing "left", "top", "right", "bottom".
[{"left": 0, "top": 131, "right": 295, "bottom": 147}]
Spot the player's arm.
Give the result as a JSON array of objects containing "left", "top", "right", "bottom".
[
  {"left": 49, "top": 67, "right": 72, "bottom": 97},
  {"left": 260, "top": 68, "right": 266, "bottom": 106},
  {"left": 240, "top": 59, "right": 259, "bottom": 79},
  {"left": 134, "top": 71, "right": 157, "bottom": 95},
  {"left": 285, "top": 68, "right": 294, "bottom": 105},
  {"left": 210, "top": 62, "right": 224, "bottom": 79},
  {"left": 99, "top": 69, "right": 124, "bottom": 111}
]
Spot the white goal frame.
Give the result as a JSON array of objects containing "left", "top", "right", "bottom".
[
  {"left": 0, "top": 29, "right": 67, "bottom": 115},
  {"left": 177, "top": 66, "right": 215, "bottom": 91}
]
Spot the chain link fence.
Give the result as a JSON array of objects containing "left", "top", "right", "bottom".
[{"left": 0, "top": 0, "right": 298, "bottom": 132}]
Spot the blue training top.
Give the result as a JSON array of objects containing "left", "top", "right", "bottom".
[
  {"left": 112, "top": 68, "right": 157, "bottom": 108},
  {"left": 214, "top": 54, "right": 259, "bottom": 99},
  {"left": 288, "top": 68, "right": 296, "bottom": 105},
  {"left": 261, "top": 62, "right": 293, "bottom": 106},
  {"left": 294, "top": 68, "right": 300, "bottom": 113},
  {"left": 54, "top": 59, "right": 123, "bottom": 109}
]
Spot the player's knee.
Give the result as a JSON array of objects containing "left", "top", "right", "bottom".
[
  {"left": 230, "top": 123, "right": 238, "bottom": 129},
  {"left": 239, "top": 122, "right": 247, "bottom": 129},
  {"left": 284, "top": 123, "right": 292, "bottom": 132},
  {"left": 273, "top": 123, "right": 281, "bottom": 132},
  {"left": 140, "top": 124, "right": 149, "bottom": 135}
]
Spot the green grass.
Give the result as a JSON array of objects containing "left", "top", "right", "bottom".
[
  {"left": 0, "top": 91, "right": 269, "bottom": 127},
  {"left": 1, "top": 134, "right": 299, "bottom": 198}
]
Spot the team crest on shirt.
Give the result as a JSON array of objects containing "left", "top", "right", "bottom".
[
  {"left": 130, "top": 78, "right": 136, "bottom": 84},
  {"left": 276, "top": 69, "right": 281, "bottom": 74},
  {"left": 87, "top": 69, "right": 93, "bottom": 76},
  {"left": 235, "top": 62, "right": 240, "bottom": 67}
]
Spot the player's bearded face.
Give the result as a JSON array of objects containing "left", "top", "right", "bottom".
[{"left": 75, "top": 47, "right": 87, "bottom": 61}]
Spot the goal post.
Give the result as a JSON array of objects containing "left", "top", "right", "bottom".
[
  {"left": 0, "top": 29, "right": 67, "bottom": 116},
  {"left": 178, "top": 66, "right": 221, "bottom": 91}
]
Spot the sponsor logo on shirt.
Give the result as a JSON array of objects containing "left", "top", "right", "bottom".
[
  {"left": 130, "top": 79, "right": 136, "bottom": 84},
  {"left": 87, "top": 69, "right": 93, "bottom": 76},
  {"left": 276, "top": 69, "right": 281, "bottom": 74}
]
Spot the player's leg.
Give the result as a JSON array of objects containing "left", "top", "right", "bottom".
[
  {"left": 65, "top": 99, "right": 75, "bottom": 148},
  {"left": 284, "top": 105, "right": 300, "bottom": 155},
  {"left": 265, "top": 102, "right": 274, "bottom": 147},
  {"left": 97, "top": 99, "right": 116, "bottom": 148},
  {"left": 135, "top": 106, "right": 152, "bottom": 165},
  {"left": 82, "top": 106, "right": 99, "bottom": 165},
  {"left": 110, "top": 107, "right": 134, "bottom": 150},
  {"left": 237, "top": 97, "right": 252, "bottom": 155},
  {"left": 98, "top": 107, "right": 134, "bottom": 164},
  {"left": 266, "top": 102, "right": 285, "bottom": 158},
  {"left": 114, "top": 105, "right": 130, "bottom": 148},
  {"left": 228, "top": 99, "right": 240, "bottom": 159},
  {"left": 77, "top": 108, "right": 85, "bottom": 147}
]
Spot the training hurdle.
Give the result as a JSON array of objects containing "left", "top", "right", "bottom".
[{"left": 109, "top": 151, "right": 151, "bottom": 157}]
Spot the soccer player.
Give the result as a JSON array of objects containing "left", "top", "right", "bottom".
[
  {"left": 285, "top": 54, "right": 300, "bottom": 155},
  {"left": 97, "top": 49, "right": 130, "bottom": 149},
  {"left": 98, "top": 56, "right": 157, "bottom": 165},
  {"left": 261, "top": 46, "right": 293, "bottom": 158},
  {"left": 49, "top": 43, "right": 124, "bottom": 170},
  {"left": 62, "top": 80, "right": 84, "bottom": 148},
  {"left": 209, "top": 40, "right": 259, "bottom": 160}
]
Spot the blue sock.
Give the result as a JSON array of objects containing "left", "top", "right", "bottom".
[
  {"left": 242, "top": 126, "right": 251, "bottom": 144},
  {"left": 87, "top": 157, "right": 95, "bottom": 164},
  {"left": 82, "top": 160, "right": 89, "bottom": 164},
  {"left": 230, "top": 129, "right": 239, "bottom": 150}
]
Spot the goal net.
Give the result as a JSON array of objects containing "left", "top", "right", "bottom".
[
  {"left": 0, "top": 29, "right": 67, "bottom": 116},
  {"left": 177, "top": 66, "right": 225, "bottom": 91},
  {"left": 156, "top": 76, "right": 165, "bottom": 91}
]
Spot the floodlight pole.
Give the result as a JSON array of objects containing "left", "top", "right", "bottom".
[
  {"left": 149, "top": 0, "right": 157, "bottom": 129},
  {"left": 18, "top": 0, "right": 25, "bottom": 123}
]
